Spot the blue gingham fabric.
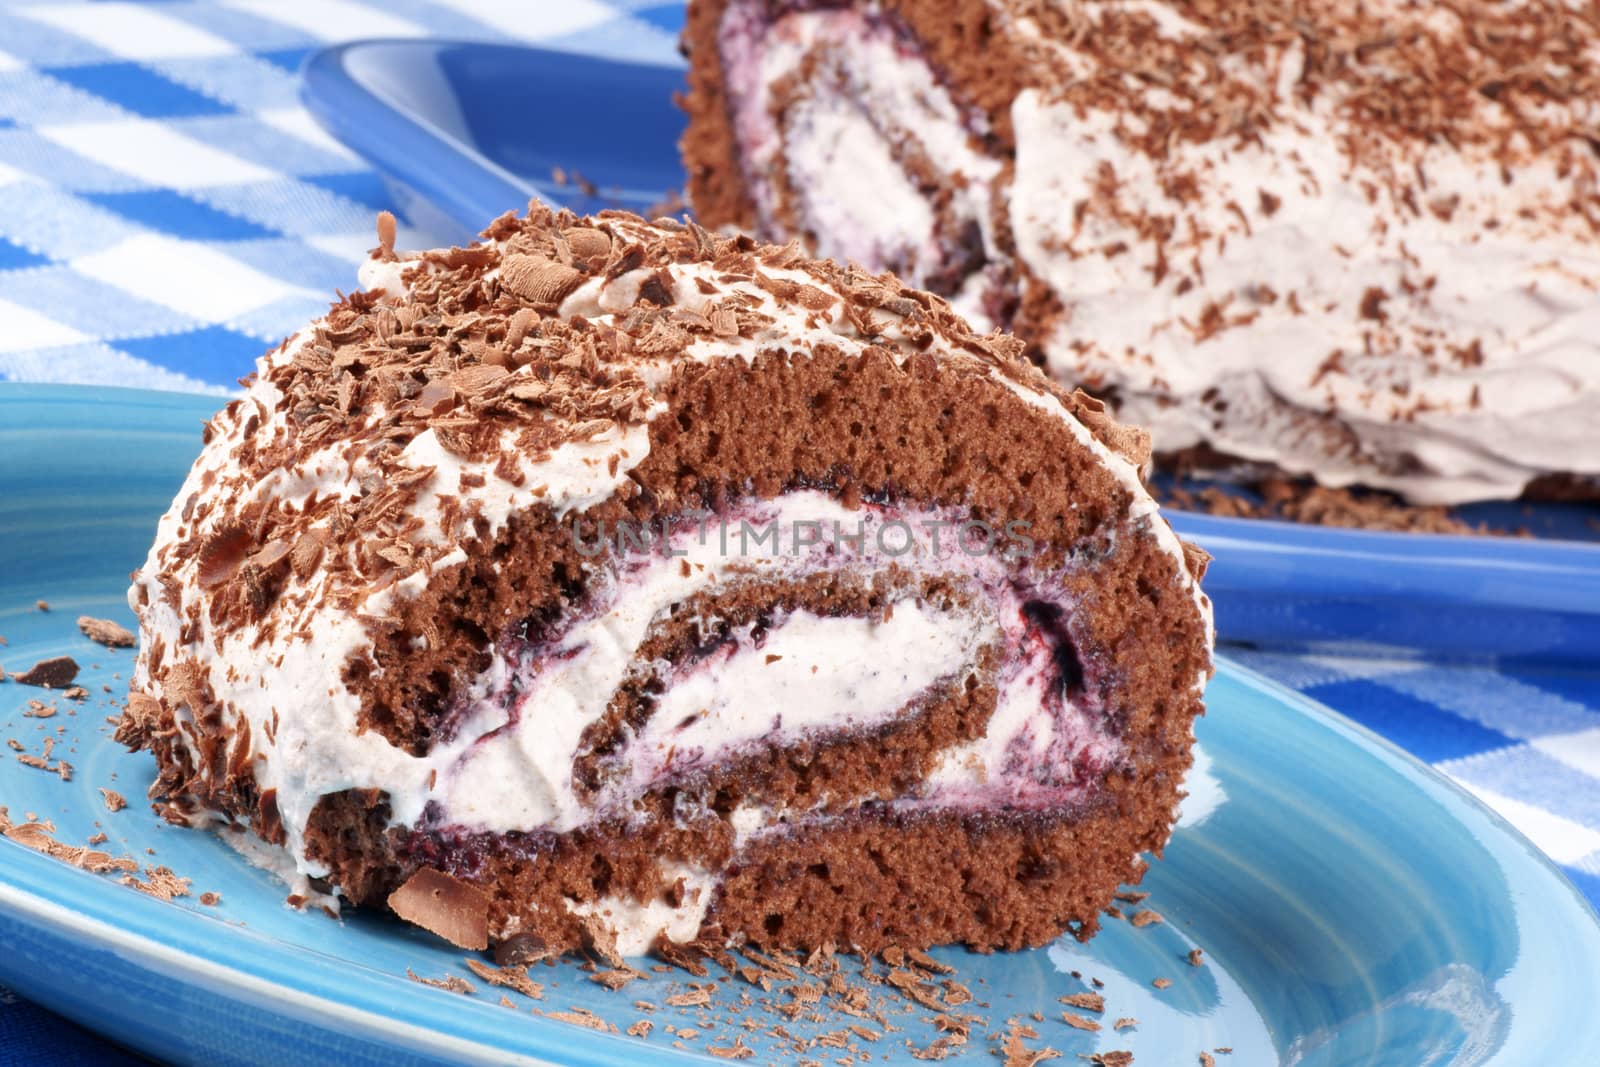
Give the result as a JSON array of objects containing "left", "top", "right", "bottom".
[
  {"left": 0, "top": 0, "right": 684, "bottom": 394},
  {"left": 0, "top": 2, "right": 1597, "bottom": 1063}
]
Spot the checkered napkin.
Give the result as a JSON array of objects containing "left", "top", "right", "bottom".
[
  {"left": 0, "top": 0, "right": 684, "bottom": 393},
  {"left": 1, "top": 2, "right": 1597, "bottom": 1063},
  {"left": 1228, "top": 647, "right": 1600, "bottom": 906}
]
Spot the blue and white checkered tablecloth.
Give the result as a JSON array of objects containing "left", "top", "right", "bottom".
[{"left": 0, "top": 2, "right": 1596, "bottom": 1063}]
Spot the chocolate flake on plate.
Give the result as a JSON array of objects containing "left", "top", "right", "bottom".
[
  {"left": 1000, "top": 1021, "right": 1060, "bottom": 1066},
  {"left": 1080, "top": 1053, "right": 1133, "bottom": 1067},
  {"left": 707, "top": 1037, "right": 755, "bottom": 1059},
  {"left": 463, "top": 958, "right": 544, "bottom": 999},
  {"left": 387, "top": 867, "right": 490, "bottom": 950},
  {"left": 406, "top": 968, "right": 474, "bottom": 995},
  {"left": 14, "top": 656, "right": 79, "bottom": 689},
  {"left": 1061, "top": 1011, "right": 1101, "bottom": 1032},
  {"left": 1059, "top": 993, "right": 1104, "bottom": 1013},
  {"left": 78, "top": 616, "right": 136, "bottom": 648},
  {"left": 543, "top": 1007, "right": 617, "bottom": 1033}
]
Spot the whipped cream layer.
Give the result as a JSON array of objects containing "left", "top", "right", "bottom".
[
  {"left": 714, "top": 0, "right": 1600, "bottom": 503},
  {"left": 129, "top": 208, "right": 1208, "bottom": 898}
]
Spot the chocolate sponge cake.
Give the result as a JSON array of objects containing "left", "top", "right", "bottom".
[
  {"left": 681, "top": 0, "right": 1600, "bottom": 505},
  {"left": 119, "top": 205, "right": 1213, "bottom": 958}
]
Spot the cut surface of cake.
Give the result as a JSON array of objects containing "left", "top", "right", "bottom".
[
  {"left": 681, "top": 0, "right": 1600, "bottom": 505},
  {"left": 119, "top": 205, "right": 1213, "bottom": 958}
]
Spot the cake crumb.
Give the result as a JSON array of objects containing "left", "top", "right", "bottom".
[
  {"left": 708, "top": 1037, "right": 754, "bottom": 1059},
  {"left": 406, "top": 968, "right": 474, "bottom": 995},
  {"left": 463, "top": 959, "right": 543, "bottom": 999},
  {"left": 36, "top": 600, "right": 49, "bottom": 612},
  {"left": 909, "top": 1033, "right": 966, "bottom": 1060},
  {"left": 667, "top": 985, "right": 715, "bottom": 1008},
  {"left": 0, "top": 808, "right": 136, "bottom": 876},
  {"left": 1059, "top": 993, "right": 1103, "bottom": 1013},
  {"left": 1001, "top": 1021, "right": 1059, "bottom": 1066},
  {"left": 591, "top": 968, "right": 641, "bottom": 991},
  {"left": 16, "top": 737, "right": 71, "bottom": 779},
  {"left": 122, "top": 865, "right": 190, "bottom": 900}
]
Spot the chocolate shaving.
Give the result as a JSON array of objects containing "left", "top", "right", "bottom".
[
  {"left": 14, "top": 657, "right": 79, "bottom": 689},
  {"left": 375, "top": 211, "right": 397, "bottom": 257},
  {"left": 406, "top": 968, "right": 474, "bottom": 995},
  {"left": 1059, "top": 993, "right": 1104, "bottom": 1013},
  {"left": 1180, "top": 541, "right": 1212, "bottom": 581},
  {"left": 196, "top": 526, "right": 254, "bottom": 589},
  {"left": 289, "top": 530, "right": 327, "bottom": 579},
  {"left": 543, "top": 1008, "right": 616, "bottom": 1033},
  {"left": 501, "top": 254, "right": 583, "bottom": 306},
  {"left": 78, "top": 616, "right": 136, "bottom": 648},
  {"left": 464, "top": 958, "right": 544, "bottom": 999},
  {"left": 387, "top": 867, "right": 490, "bottom": 950}
]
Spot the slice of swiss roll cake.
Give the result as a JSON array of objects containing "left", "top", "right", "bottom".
[{"left": 119, "top": 204, "right": 1213, "bottom": 958}]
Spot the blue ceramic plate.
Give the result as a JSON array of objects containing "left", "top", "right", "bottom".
[
  {"left": 298, "top": 39, "right": 1600, "bottom": 661},
  {"left": 2, "top": 382, "right": 1599, "bottom": 1066}
]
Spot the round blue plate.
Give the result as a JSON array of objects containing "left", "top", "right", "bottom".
[{"left": 2, "top": 382, "right": 1598, "bottom": 1065}]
